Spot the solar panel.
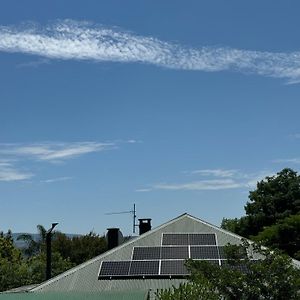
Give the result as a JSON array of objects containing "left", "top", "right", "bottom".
[
  {"left": 189, "top": 233, "right": 216, "bottom": 245},
  {"left": 160, "top": 260, "right": 189, "bottom": 275},
  {"left": 162, "top": 233, "right": 189, "bottom": 245},
  {"left": 190, "top": 246, "right": 220, "bottom": 259},
  {"left": 161, "top": 246, "right": 189, "bottom": 259},
  {"left": 218, "top": 246, "right": 247, "bottom": 259},
  {"left": 187, "top": 259, "right": 219, "bottom": 266},
  {"left": 99, "top": 261, "right": 130, "bottom": 276},
  {"left": 132, "top": 247, "right": 161, "bottom": 260},
  {"left": 129, "top": 260, "right": 159, "bottom": 275}
]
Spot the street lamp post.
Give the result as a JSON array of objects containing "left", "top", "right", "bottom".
[{"left": 46, "top": 223, "right": 58, "bottom": 280}]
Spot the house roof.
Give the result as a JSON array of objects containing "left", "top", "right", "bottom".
[
  {"left": 0, "top": 291, "right": 147, "bottom": 300},
  {"left": 30, "top": 213, "right": 245, "bottom": 293}
]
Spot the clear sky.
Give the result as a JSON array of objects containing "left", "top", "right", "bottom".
[{"left": 1, "top": 0, "right": 300, "bottom": 235}]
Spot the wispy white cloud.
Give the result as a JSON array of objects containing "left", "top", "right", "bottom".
[
  {"left": 0, "top": 142, "right": 115, "bottom": 162},
  {"left": 16, "top": 58, "right": 50, "bottom": 68},
  {"left": 0, "top": 140, "right": 136, "bottom": 182},
  {"left": 137, "top": 169, "right": 272, "bottom": 192},
  {"left": 135, "top": 188, "right": 152, "bottom": 192},
  {"left": 126, "top": 139, "right": 142, "bottom": 144},
  {"left": 187, "top": 169, "right": 237, "bottom": 177},
  {"left": 273, "top": 158, "right": 300, "bottom": 164},
  {"left": 154, "top": 179, "right": 242, "bottom": 191},
  {"left": 41, "top": 176, "right": 72, "bottom": 183},
  {"left": 0, "top": 20, "right": 300, "bottom": 82},
  {"left": 0, "top": 161, "right": 33, "bottom": 182}
]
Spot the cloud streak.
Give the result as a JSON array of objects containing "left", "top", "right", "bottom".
[
  {"left": 137, "top": 169, "right": 272, "bottom": 192},
  {"left": 0, "top": 20, "right": 300, "bottom": 82},
  {"left": 187, "top": 169, "right": 237, "bottom": 178},
  {"left": 273, "top": 158, "right": 300, "bottom": 164},
  {"left": 0, "top": 142, "right": 115, "bottom": 162},
  {"left": 154, "top": 179, "right": 242, "bottom": 191},
  {"left": 0, "top": 161, "right": 33, "bottom": 182},
  {"left": 41, "top": 176, "right": 72, "bottom": 183}
]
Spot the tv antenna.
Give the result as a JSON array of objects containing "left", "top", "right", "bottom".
[{"left": 105, "top": 204, "right": 138, "bottom": 234}]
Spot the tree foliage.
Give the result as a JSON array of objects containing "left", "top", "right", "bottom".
[
  {"left": 17, "top": 225, "right": 47, "bottom": 256},
  {"left": 246, "top": 168, "right": 300, "bottom": 234},
  {"left": 0, "top": 227, "right": 107, "bottom": 292},
  {"left": 156, "top": 241, "right": 300, "bottom": 300},
  {"left": 27, "top": 252, "right": 74, "bottom": 284},
  {"left": 0, "top": 233, "right": 30, "bottom": 292},
  {"left": 52, "top": 231, "right": 107, "bottom": 265},
  {"left": 221, "top": 168, "right": 300, "bottom": 258},
  {"left": 252, "top": 214, "right": 300, "bottom": 259}
]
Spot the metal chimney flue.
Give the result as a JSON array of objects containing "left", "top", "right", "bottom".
[
  {"left": 106, "top": 228, "right": 122, "bottom": 250},
  {"left": 138, "top": 218, "right": 152, "bottom": 235}
]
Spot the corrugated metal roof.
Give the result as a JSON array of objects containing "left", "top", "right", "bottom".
[
  {"left": 30, "top": 213, "right": 243, "bottom": 293},
  {"left": 0, "top": 291, "right": 147, "bottom": 300},
  {"left": 29, "top": 213, "right": 300, "bottom": 293}
]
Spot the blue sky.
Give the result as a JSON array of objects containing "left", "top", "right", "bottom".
[{"left": 1, "top": 1, "right": 300, "bottom": 235}]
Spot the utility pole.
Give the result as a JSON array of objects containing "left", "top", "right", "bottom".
[{"left": 46, "top": 222, "right": 58, "bottom": 280}]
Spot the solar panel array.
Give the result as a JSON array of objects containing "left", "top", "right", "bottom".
[
  {"left": 162, "top": 233, "right": 217, "bottom": 245},
  {"left": 98, "top": 233, "right": 246, "bottom": 279}
]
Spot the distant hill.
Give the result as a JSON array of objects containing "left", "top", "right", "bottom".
[{"left": 11, "top": 233, "right": 81, "bottom": 249}]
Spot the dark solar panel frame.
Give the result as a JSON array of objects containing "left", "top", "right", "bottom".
[
  {"left": 189, "top": 233, "right": 217, "bottom": 245},
  {"left": 161, "top": 246, "right": 189, "bottom": 259},
  {"left": 221, "top": 260, "right": 249, "bottom": 273},
  {"left": 129, "top": 260, "right": 160, "bottom": 275},
  {"left": 160, "top": 260, "right": 189, "bottom": 275},
  {"left": 99, "top": 261, "right": 130, "bottom": 276},
  {"left": 218, "top": 246, "right": 248, "bottom": 259},
  {"left": 162, "top": 233, "right": 217, "bottom": 246},
  {"left": 132, "top": 247, "right": 161, "bottom": 260},
  {"left": 190, "top": 246, "right": 220, "bottom": 259},
  {"left": 162, "top": 233, "right": 189, "bottom": 245}
]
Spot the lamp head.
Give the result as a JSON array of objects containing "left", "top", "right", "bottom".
[{"left": 50, "top": 223, "right": 59, "bottom": 232}]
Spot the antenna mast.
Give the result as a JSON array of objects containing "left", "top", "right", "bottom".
[{"left": 105, "top": 204, "right": 138, "bottom": 234}]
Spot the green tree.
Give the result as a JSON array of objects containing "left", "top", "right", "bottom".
[
  {"left": 27, "top": 252, "right": 74, "bottom": 283},
  {"left": 51, "top": 231, "right": 107, "bottom": 265},
  {"left": 221, "top": 168, "right": 300, "bottom": 258},
  {"left": 156, "top": 241, "right": 300, "bottom": 300},
  {"left": 51, "top": 232, "right": 73, "bottom": 260},
  {"left": 156, "top": 281, "right": 219, "bottom": 300},
  {"left": 63, "top": 231, "right": 107, "bottom": 265},
  {"left": 0, "top": 233, "right": 30, "bottom": 292},
  {"left": 245, "top": 168, "right": 300, "bottom": 235},
  {"left": 252, "top": 214, "right": 300, "bottom": 259},
  {"left": 17, "top": 225, "right": 47, "bottom": 256}
]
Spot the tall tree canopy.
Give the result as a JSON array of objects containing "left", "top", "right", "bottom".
[
  {"left": 0, "top": 233, "right": 30, "bottom": 292},
  {"left": 246, "top": 168, "right": 300, "bottom": 234},
  {"left": 52, "top": 231, "right": 107, "bottom": 265},
  {"left": 221, "top": 168, "right": 300, "bottom": 258}
]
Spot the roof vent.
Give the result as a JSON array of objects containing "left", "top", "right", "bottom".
[
  {"left": 138, "top": 218, "right": 152, "bottom": 235},
  {"left": 106, "top": 228, "right": 123, "bottom": 250}
]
